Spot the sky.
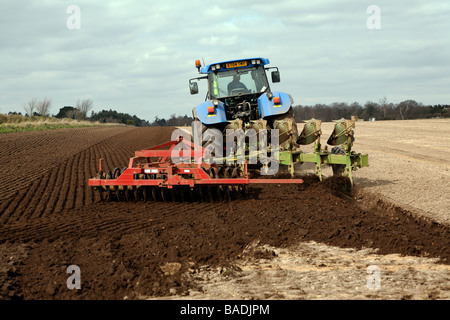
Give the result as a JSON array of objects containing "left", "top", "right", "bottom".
[{"left": 1, "top": 0, "right": 449, "bottom": 121}]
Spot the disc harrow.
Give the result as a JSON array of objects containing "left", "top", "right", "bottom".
[{"left": 89, "top": 136, "right": 304, "bottom": 203}]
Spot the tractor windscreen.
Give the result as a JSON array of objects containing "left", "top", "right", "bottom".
[{"left": 208, "top": 66, "right": 269, "bottom": 99}]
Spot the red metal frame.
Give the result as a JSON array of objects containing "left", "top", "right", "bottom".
[{"left": 88, "top": 137, "right": 304, "bottom": 189}]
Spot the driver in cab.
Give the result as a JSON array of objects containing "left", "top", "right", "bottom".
[{"left": 227, "top": 74, "right": 248, "bottom": 95}]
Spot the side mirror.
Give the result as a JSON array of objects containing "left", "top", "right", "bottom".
[
  {"left": 189, "top": 82, "right": 199, "bottom": 95},
  {"left": 271, "top": 71, "right": 280, "bottom": 83}
]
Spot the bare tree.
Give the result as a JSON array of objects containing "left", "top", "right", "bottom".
[
  {"left": 76, "top": 99, "right": 93, "bottom": 120},
  {"left": 24, "top": 97, "right": 38, "bottom": 117},
  {"left": 36, "top": 98, "right": 52, "bottom": 117},
  {"left": 397, "top": 100, "right": 418, "bottom": 120},
  {"left": 379, "top": 96, "right": 388, "bottom": 119},
  {"left": 65, "top": 108, "right": 81, "bottom": 119}
]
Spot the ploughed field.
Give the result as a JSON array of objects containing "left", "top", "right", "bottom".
[{"left": 1, "top": 121, "right": 449, "bottom": 300}]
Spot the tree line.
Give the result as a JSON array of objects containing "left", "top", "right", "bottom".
[
  {"left": 16, "top": 97, "right": 150, "bottom": 127},
  {"left": 292, "top": 98, "right": 448, "bottom": 122},
  {"left": 89, "top": 109, "right": 150, "bottom": 127},
  {"left": 22, "top": 97, "right": 95, "bottom": 120},
  {"left": 146, "top": 98, "right": 448, "bottom": 126},
  {"left": 149, "top": 114, "right": 194, "bottom": 127},
  {"left": 7, "top": 97, "right": 448, "bottom": 128}
]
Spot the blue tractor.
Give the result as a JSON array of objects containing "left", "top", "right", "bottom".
[
  {"left": 188, "top": 57, "right": 299, "bottom": 152},
  {"left": 188, "top": 57, "right": 369, "bottom": 184}
]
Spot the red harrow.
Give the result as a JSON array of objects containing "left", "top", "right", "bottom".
[{"left": 89, "top": 136, "right": 304, "bottom": 202}]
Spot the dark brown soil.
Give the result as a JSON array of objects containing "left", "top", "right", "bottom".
[{"left": 1, "top": 126, "right": 449, "bottom": 300}]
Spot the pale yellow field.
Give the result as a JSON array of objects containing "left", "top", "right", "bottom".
[
  {"left": 180, "top": 119, "right": 450, "bottom": 225},
  {"left": 303, "top": 119, "right": 450, "bottom": 225}
]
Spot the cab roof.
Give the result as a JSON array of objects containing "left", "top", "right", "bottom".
[{"left": 200, "top": 57, "right": 270, "bottom": 74}]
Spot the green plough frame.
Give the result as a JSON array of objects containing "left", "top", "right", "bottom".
[{"left": 214, "top": 118, "right": 369, "bottom": 187}]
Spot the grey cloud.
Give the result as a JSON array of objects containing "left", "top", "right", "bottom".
[{"left": 1, "top": 0, "right": 449, "bottom": 120}]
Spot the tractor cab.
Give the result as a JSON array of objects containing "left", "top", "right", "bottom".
[
  {"left": 189, "top": 58, "right": 290, "bottom": 126},
  {"left": 189, "top": 58, "right": 280, "bottom": 100}
]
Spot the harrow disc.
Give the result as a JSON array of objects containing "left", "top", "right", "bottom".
[
  {"left": 112, "top": 167, "right": 123, "bottom": 201},
  {"left": 133, "top": 187, "right": 140, "bottom": 202},
  {"left": 215, "top": 166, "right": 233, "bottom": 202},
  {"left": 105, "top": 171, "right": 113, "bottom": 202},
  {"left": 169, "top": 188, "right": 175, "bottom": 202},
  {"left": 232, "top": 166, "right": 246, "bottom": 198},
  {"left": 209, "top": 167, "right": 222, "bottom": 201},
  {"left": 142, "top": 187, "right": 150, "bottom": 202},
  {"left": 151, "top": 187, "right": 158, "bottom": 201},
  {"left": 96, "top": 171, "right": 105, "bottom": 202},
  {"left": 188, "top": 187, "right": 194, "bottom": 202},
  {"left": 178, "top": 186, "right": 193, "bottom": 203},
  {"left": 160, "top": 188, "right": 168, "bottom": 202}
]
